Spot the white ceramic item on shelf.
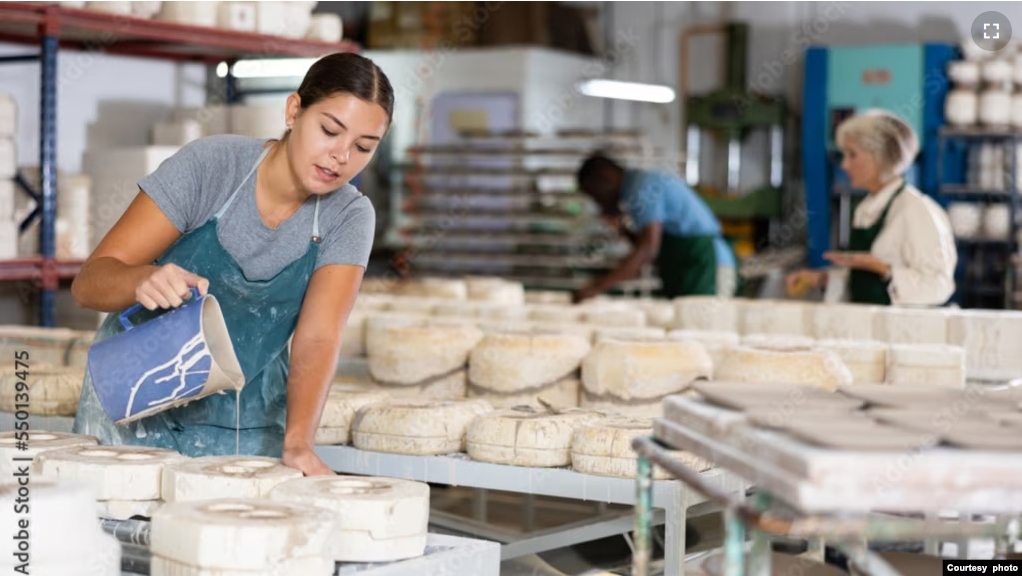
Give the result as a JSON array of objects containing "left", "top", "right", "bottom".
[
  {"left": 0, "top": 221, "right": 16, "bottom": 260},
  {"left": 1011, "top": 94, "right": 1022, "bottom": 128},
  {"left": 157, "top": 1, "right": 218, "bottom": 27},
  {"left": 130, "top": 1, "right": 162, "bottom": 18},
  {"left": 947, "top": 203, "right": 983, "bottom": 239},
  {"left": 983, "top": 59, "right": 1014, "bottom": 85},
  {"left": 306, "top": 13, "right": 343, "bottom": 43},
  {"left": 948, "top": 61, "right": 981, "bottom": 88},
  {"left": 0, "top": 94, "right": 15, "bottom": 139},
  {"left": 0, "top": 138, "right": 15, "bottom": 180},
  {"left": 85, "top": 1, "right": 132, "bottom": 15},
  {"left": 984, "top": 204, "right": 1011, "bottom": 240},
  {"left": 282, "top": 2, "right": 313, "bottom": 39},
  {"left": 0, "top": 180, "right": 13, "bottom": 222},
  {"left": 967, "top": 146, "right": 981, "bottom": 188},
  {"left": 1013, "top": 54, "right": 1022, "bottom": 87},
  {"left": 993, "top": 144, "right": 1007, "bottom": 191},
  {"left": 217, "top": 1, "right": 257, "bottom": 32},
  {"left": 961, "top": 39, "right": 990, "bottom": 62},
  {"left": 980, "top": 89, "right": 1013, "bottom": 126},
  {"left": 945, "top": 89, "right": 978, "bottom": 126},
  {"left": 1016, "top": 148, "right": 1022, "bottom": 193},
  {"left": 978, "top": 143, "right": 995, "bottom": 190}
]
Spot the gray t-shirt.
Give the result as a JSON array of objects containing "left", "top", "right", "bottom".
[{"left": 138, "top": 134, "right": 375, "bottom": 281}]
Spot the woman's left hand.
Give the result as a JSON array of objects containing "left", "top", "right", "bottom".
[
  {"left": 282, "top": 441, "right": 334, "bottom": 476},
  {"left": 823, "top": 251, "right": 889, "bottom": 276}
]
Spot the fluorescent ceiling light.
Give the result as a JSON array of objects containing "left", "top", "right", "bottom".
[
  {"left": 218, "top": 58, "right": 318, "bottom": 79},
  {"left": 576, "top": 79, "right": 676, "bottom": 103}
]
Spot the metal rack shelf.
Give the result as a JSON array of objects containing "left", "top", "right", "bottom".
[
  {"left": 398, "top": 232, "right": 615, "bottom": 249},
  {"left": 409, "top": 252, "right": 619, "bottom": 270},
  {"left": 939, "top": 126, "right": 1022, "bottom": 139},
  {"left": 629, "top": 395, "right": 1022, "bottom": 576},
  {"left": 938, "top": 185, "right": 1013, "bottom": 198},
  {"left": 0, "top": 2, "right": 358, "bottom": 62},
  {"left": 401, "top": 165, "right": 578, "bottom": 177},
  {"left": 389, "top": 130, "right": 656, "bottom": 291},
  {"left": 0, "top": 2, "right": 358, "bottom": 326},
  {"left": 0, "top": 257, "right": 83, "bottom": 282},
  {"left": 938, "top": 130, "right": 1021, "bottom": 309}
]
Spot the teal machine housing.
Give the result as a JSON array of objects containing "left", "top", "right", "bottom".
[{"left": 802, "top": 43, "right": 958, "bottom": 268}]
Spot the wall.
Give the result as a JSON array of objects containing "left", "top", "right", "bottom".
[{"left": 0, "top": 44, "right": 206, "bottom": 327}]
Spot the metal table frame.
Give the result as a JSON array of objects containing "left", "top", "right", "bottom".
[
  {"left": 629, "top": 405, "right": 1022, "bottom": 576},
  {"left": 315, "top": 445, "right": 747, "bottom": 576}
]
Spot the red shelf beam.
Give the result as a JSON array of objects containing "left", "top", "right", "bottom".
[
  {"left": 0, "top": 2, "right": 359, "bottom": 63},
  {"left": 0, "top": 258, "right": 83, "bottom": 283}
]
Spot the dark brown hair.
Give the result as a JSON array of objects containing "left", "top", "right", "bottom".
[{"left": 296, "top": 53, "right": 394, "bottom": 124}]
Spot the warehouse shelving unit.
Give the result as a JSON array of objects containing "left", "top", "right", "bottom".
[
  {"left": 387, "top": 129, "right": 662, "bottom": 294},
  {"left": 0, "top": 1, "right": 358, "bottom": 326},
  {"left": 937, "top": 126, "right": 1022, "bottom": 310}
]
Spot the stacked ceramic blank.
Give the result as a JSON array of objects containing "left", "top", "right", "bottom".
[
  {"left": 669, "top": 297, "right": 976, "bottom": 389},
  {"left": 0, "top": 326, "right": 97, "bottom": 418},
  {"left": 351, "top": 397, "right": 494, "bottom": 456},
  {"left": 0, "top": 94, "right": 17, "bottom": 260},
  {"left": 690, "top": 381, "right": 1022, "bottom": 452},
  {"left": 466, "top": 330, "right": 590, "bottom": 408},
  {"left": 0, "top": 430, "right": 97, "bottom": 476},
  {"left": 0, "top": 364, "right": 85, "bottom": 417},
  {"left": 151, "top": 473, "right": 433, "bottom": 572},
  {"left": 580, "top": 335, "right": 712, "bottom": 417},
  {"left": 82, "top": 1, "right": 343, "bottom": 42},
  {"left": 32, "top": 443, "right": 186, "bottom": 520},
  {"left": 10, "top": 429, "right": 435, "bottom": 569},
  {"left": 15, "top": 165, "right": 93, "bottom": 260},
  {"left": 466, "top": 406, "right": 602, "bottom": 467},
  {"left": 5, "top": 289, "right": 1011, "bottom": 432},
  {"left": 268, "top": 476, "right": 430, "bottom": 563},
  {"left": 365, "top": 313, "right": 484, "bottom": 399},
  {"left": 316, "top": 381, "right": 390, "bottom": 445},
  {"left": 571, "top": 415, "right": 710, "bottom": 478}
]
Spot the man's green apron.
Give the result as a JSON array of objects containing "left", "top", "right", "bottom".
[
  {"left": 847, "top": 181, "right": 905, "bottom": 305},
  {"left": 656, "top": 233, "right": 719, "bottom": 297},
  {"left": 72, "top": 145, "right": 321, "bottom": 457}
]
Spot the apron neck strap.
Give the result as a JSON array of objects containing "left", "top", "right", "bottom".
[
  {"left": 216, "top": 144, "right": 273, "bottom": 219},
  {"left": 311, "top": 196, "right": 321, "bottom": 243},
  {"left": 216, "top": 142, "right": 324, "bottom": 244},
  {"left": 875, "top": 180, "right": 907, "bottom": 224}
]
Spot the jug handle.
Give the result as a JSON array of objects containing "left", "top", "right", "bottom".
[{"left": 119, "top": 287, "right": 202, "bottom": 330}]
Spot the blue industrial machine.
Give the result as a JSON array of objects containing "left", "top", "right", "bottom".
[{"left": 801, "top": 43, "right": 958, "bottom": 268}]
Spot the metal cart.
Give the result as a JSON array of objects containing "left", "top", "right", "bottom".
[{"left": 630, "top": 395, "right": 1022, "bottom": 576}]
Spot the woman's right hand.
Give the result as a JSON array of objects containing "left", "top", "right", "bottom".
[
  {"left": 135, "top": 263, "right": 210, "bottom": 310},
  {"left": 785, "top": 269, "right": 826, "bottom": 297}
]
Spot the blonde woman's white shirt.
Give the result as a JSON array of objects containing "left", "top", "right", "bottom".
[{"left": 851, "top": 179, "right": 957, "bottom": 306}]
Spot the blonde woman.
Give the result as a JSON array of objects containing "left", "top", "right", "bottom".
[{"left": 787, "top": 110, "right": 956, "bottom": 306}]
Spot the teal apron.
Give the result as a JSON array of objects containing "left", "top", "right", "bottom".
[
  {"left": 655, "top": 233, "right": 719, "bottom": 297},
  {"left": 848, "top": 181, "right": 905, "bottom": 305},
  {"left": 72, "top": 145, "right": 321, "bottom": 457}
]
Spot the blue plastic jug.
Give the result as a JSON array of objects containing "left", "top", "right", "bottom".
[{"left": 87, "top": 288, "right": 245, "bottom": 425}]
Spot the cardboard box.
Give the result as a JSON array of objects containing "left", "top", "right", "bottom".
[
  {"left": 475, "top": 1, "right": 550, "bottom": 47},
  {"left": 368, "top": 2, "right": 478, "bottom": 49}
]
